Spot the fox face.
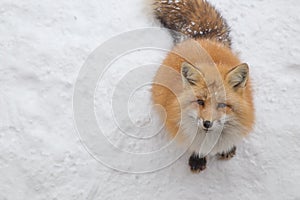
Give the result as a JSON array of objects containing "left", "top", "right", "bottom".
[{"left": 178, "top": 62, "right": 251, "bottom": 137}]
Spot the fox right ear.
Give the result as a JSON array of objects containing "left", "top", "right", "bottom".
[
  {"left": 226, "top": 63, "right": 249, "bottom": 89},
  {"left": 181, "top": 62, "right": 203, "bottom": 86}
]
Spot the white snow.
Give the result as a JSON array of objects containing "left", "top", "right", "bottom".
[{"left": 1, "top": 0, "right": 300, "bottom": 199}]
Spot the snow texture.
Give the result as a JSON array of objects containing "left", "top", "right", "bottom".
[{"left": 0, "top": 0, "right": 300, "bottom": 199}]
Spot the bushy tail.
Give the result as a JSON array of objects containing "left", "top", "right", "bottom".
[{"left": 153, "top": 0, "right": 231, "bottom": 47}]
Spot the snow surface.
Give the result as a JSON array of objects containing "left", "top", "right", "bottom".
[{"left": 1, "top": 0, "right": 300, "bottom": 199}]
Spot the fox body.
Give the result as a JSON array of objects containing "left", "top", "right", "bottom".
[{"left": 151, "top": 0, "right": 255, "bottom": 172}]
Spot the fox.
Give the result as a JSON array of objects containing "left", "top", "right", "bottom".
[{"left": 151, "top": 0, "right": 255, "bottom": 173}]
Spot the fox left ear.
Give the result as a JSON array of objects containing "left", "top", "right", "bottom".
[
  {"left": 181, "top": 62, "right": 203, "bottom": 86},
  {"left": 226, "top": 63, "right": 249, "bottom": 89}
]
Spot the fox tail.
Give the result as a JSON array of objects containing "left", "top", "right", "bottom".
[{"left": 153, "top": 0, "right": 231, "bottom": 47}]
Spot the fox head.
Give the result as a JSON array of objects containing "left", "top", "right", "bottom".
[{"left": 177, "top": 61, "right": 251, "bottom": 134}]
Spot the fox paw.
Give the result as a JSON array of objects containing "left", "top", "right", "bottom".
[
  {"left": 189, "top": 153, "right": 206, "bottom": 173},
  {"left": 217, "top": 146, "right": 236, "bottom": 160}
]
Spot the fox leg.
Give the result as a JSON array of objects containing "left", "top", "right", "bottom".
[
  {"left": 188, "top": 153, "right": 207, "bottom": 173},
  {"left": 217, "top": 146, "right": 237, "bottom": 160}
]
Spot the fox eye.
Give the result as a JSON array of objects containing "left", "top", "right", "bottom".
[
  {"left": 217, "top": 103, "right": 227, "bottom": 108},
  {"left": 197, "top": 99, "right": 205, "bottom": 106}
]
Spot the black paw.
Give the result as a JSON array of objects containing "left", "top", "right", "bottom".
[
  {"left": 188, "top": 153, "right": 207, "bottom": 173},
  {"left": 217, "top": 146, "right": 236, "bottom": 160}
]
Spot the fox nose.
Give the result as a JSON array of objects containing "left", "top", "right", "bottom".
[{"left": 203, "top": 120, "right": 213, "bottom": 129}]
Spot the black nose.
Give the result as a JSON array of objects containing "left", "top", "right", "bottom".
[{"left": 203, "top": 121, "right": 213, "bottom": 129}]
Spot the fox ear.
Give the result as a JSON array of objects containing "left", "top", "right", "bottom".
[
  {"left": 226, "top": 63, "right": 249, "bottom": 89},
  {"left": 181, "top": 62, "right": 203, "bottom": 86}
]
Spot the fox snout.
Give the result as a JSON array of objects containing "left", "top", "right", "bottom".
[
  {"left": 197, "top": 118, "right": 215, "bottom": 130},
  {"left": 203, "top": 120, "right": 213, "bottom": 129},
  {"left": 198, "top": 107, "right": 216, "bottom": 130}
]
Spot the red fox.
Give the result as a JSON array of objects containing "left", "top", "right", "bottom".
[{"left": 151, "top": 0, "right": 255, "bottom": 173}]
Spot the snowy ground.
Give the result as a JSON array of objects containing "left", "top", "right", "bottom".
[{"left": 1, "top": 0, "right": 300, "bottom": 199}]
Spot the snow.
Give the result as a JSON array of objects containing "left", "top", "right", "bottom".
[{"left": 0, "top": 0, "right": 300, "bottom": 199}]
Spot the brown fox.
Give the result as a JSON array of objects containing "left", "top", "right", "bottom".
[{"left": 152, "top": 0, "right": 255, "bottom": 173}]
